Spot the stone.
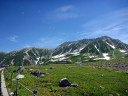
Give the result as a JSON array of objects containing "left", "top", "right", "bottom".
[
  {"left": 42, "top": 85, "right": 46, "bottom": 87},
  {"left": 40, "top": 74, "right": 45, "bottom": 78},
  {"left": 17, "top": 66, "right": 24, "bottom": 73},
  {"left": 32, "top": 70, "right": 41, "bottom": 76},
  {"left": 43, "top": 72, "right": 49, "bottom": 74},
  {"left": 125, "top": 90, "right": 128, "bottom": 93},
  {"left": 116, "top": 93, "right": 120, "bottom": 96},
  {"left": 99, "top": 86, "right": 104, "bottom": 89},
  {"left": 59, "top": 78, "right": 71, "bottom": 87},
  {"left": 29, "top": 69, "right": 33, "bottom": 71},
  {"left": 50, "top": 67, "right": 55, "bottom": 69},
  {"left": 83, "top": 92, "right": 88, "bottom": 96},
  {"left": 9, "top": 92, "right": 14, "bottom": 96},
  {"left": 101, "top": 75, "right": 104, "bottom": 77},
  {"left": 70, "top": 84, "right": 78, "bottom": 87},
  {"left": 13, "top": 70, "right": 17, "bottom": 73},
  {"left": 108, "top": 94, "right": 113, "bottom": 96}
]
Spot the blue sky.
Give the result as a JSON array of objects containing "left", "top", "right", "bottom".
[{"left": 0, "top": 0, "right": 128, "bottom": 52}]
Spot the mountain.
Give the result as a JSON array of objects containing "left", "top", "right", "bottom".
[{"left": 0, "top": 36, "right": 128, "bottom": 66}]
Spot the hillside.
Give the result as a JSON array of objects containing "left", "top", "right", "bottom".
[{"left": 0, "top": 36, "right": 128, "bottom": 66}]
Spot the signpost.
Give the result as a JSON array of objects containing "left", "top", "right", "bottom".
[{"left": 16, "top": 75, "right": 24, "bottom": 96}]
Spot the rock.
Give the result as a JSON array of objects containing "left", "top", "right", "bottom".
[
  {"left": 17, "top": 66, "right": 24, "bottom": 73},
  {"left": 43, "top": 72, "right": 49, "bottom": 74},
  {"left": 29, "top": 69, "right": 33, "bottom": 71},
  {"left": 13, "top": 70, "right": 17, "bottom": 73},
  {"left": 70, "top": 84, "right": 78, "bottom": 87},
  {"left": 116, "top": 93, "right": 120, "bottom": 96},
  {"left": 83, "top": 92, "right": 88, "bottom": 96},
  {"left": 125, "top": 90, "right": 128, "bottom": 93},
  {"left": 50, "top": 67, "right": 55, "bottom": 69},
  {"left": 42, "top": 85, "right": 46, "bottom": 87},
  {"left": 9, "top": 92, "right": 14, "bottom": 96},
  {"left": 108, "top": 94, "right": 113, "bottom": 96},
  {"left": 40, "top": 74, "right": 45, "bottom": 78},
  {"left": 101, "top": 75, "right": 104, "bottom": 77},
  {"left": 59, "top": 78, "right": 71, "bottom": 87},
  {"left": 32, "top": 70, "right": 41, "bottom": 76},
  {"left": 99, "top": 86, "right": 104, "bottom": 89}
]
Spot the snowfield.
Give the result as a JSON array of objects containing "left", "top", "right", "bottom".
[
  {"left": 119, "top": 50, "right": 126, "bottom": 53},
  {"left": 94, "top": 45, "right": 100, "bottom": 52},
  {"left": 106, "top": 42, "right": 115, "bottom": 49},
  {"left": 103, "top": 53, "right": 110, "bottom": 60},
  {"left": 35, "top": 57, "right": 40, "bottom": 64}
]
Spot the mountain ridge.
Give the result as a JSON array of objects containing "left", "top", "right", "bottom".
[{"left": 0, "top": 36, "right": 128, "bottom": 66}]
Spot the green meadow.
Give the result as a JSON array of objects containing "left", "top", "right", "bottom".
[{"left": 4, "top": 62, "right": 128, "bottom": 96}]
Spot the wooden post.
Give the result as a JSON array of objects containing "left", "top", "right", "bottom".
[
  {"left": 11, "top": 73, "right": 12, "bottom": 86},
  {"left": 16, "top": 79, "right": 19, "bottom": 96},
  {"left": 33, "top": 90, "right": 37, "bottom": 96}
]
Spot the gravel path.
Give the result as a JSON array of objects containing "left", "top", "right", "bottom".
[{"left": 1, "top": 70, "right": 9, "bottom": 96}]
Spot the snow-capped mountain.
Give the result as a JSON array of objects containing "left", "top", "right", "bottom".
[{"left": 0, "top": 36, "right": 128, "bottom": 66}]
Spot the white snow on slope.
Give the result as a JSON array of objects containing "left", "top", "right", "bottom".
[
  {"left": 106, "top": 42, "right": 115, "bottom": 49},
  {"left": 119, "top": 50, "right": 126, "bottom": 53},
  {"left": 94, "top": 53, "right": 110, "bottom": 60},
  {"left": 35, "top": 57, "right": 40, "bottom": 65},
  {"left": 94, "top": 45, "right": 99, "bottom": 52},
  {"left": 103, "top": 53, "right": 110, "bottom": 60},
  {"left": 52, "top": 54, "right": 66, "bottom": 59}
]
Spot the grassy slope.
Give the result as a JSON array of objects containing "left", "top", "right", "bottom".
[{"left": 4, "top": 63, "right": 128, "bottom": 96}]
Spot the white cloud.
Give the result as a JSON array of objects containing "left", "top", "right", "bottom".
[
  {"left": 8, "top": 35, "right": 18, "bottom": 42},
  {"left": 34, "top": 37, "right": 65, "bottom": 48},
  {"left": 80, "top": 7, "right": 128, "bottom": 44},
  {"left": 56, "top": 5, "right": 74, "bottom": 12},
  {"left": 46, "top": 5, "right": 78, "bottom": 20},
  {"left": 23, "top": 44, "right": 31, "bottom": 48}
]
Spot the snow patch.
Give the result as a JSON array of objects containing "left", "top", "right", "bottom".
[
  {"left": 106, "top": 42, "right": 115, "bottom": 49},
  {"left": 119, "top": 50, "right": 126, "bottom": 53},
  {"left": 52, "top": 54, "right": 66, "bottom": 59},
  {"left": 94, "top": 45, "right": 99, "bottom": 52},
  {"left": 35, "top": 57, "right": 40, "bottom": 65},
  {"left": 94, "top": 53, "right": 110, "bottom": 60},
  {"left": 103, "top": 53, "right": 110, "bottom": 60}
]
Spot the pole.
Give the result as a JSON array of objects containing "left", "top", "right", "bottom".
[
  {"left": 16, "top": 79, "right": 19, "bottom": 96},
  {"left": 11, "top": 74, "right": 12, "bottom": 86},
  {"left": 33, "top": 90, "right": 37, "bottom": 96}
]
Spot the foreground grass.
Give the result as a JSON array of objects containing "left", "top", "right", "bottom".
[{"left": 4, "top": 64, "right": 128, "bottom": 96}]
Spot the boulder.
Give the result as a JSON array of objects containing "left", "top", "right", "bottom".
[
  {"left": 32, "top": 70, "right": 41, "bottom": 76},
  {"left": 125, "top": 90, "right": 128, "bottom": 93},
  {"left": 13, "top": 70, "right": 17, "bottom": 73},
  {"left": 9, "top": 92, "right": 14, "bottom": 96},
  {"left": 50, "top": 67, "right": 55, "bottom": 69},
  {"left": 108, "top": 94, "right": 113, "bottom": 96},
  {"left": 59, "top": 78, "right": 71, "bottom": 87},
  {"left": 70, "top": 84, "right": 78, "bottom": 87},
  {"left": 17, "top": 66, "right": 24, "bottom": 73},
  {"left": 29, "top": 69, "right": 33, "bottom": 71},
  {"left": 42, "top": 85, "right": 46, "bottom": 87},
  {"left": 83, "top": 92, "right": 88, "bottom": 96},
  {"left": 43, "top": 72, "right": 49, "bottom": 74},
  {"left": 40, "top": 74, "right": 45, "bottom": 78},
  {"left": 99, "top": 86, "right": 104, "bottom": 89}
]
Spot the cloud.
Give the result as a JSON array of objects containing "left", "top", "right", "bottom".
[
  {"left": 56, "top": 5, "right": 74, "bottom": 12},
  {"left": 80, "top": 7, "right": 128, "bottom": 44},
  {"left": 8, "top": 35, "right": 18, "bottom": 42},
  {"left": 23, "top": 44, "right": 31, "bottom": 48},
  {"left": 34, "top": 37, "right": 65, "bottom": 48},
  {"left": 46, "top": 5, "right": 78, "bottom": 20}
]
